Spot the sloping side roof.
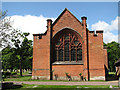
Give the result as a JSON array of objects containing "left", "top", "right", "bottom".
[{"left": 52, "top": 8, "right": 82, "bottom": 26}]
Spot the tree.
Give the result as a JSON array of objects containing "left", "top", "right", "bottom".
[
  {"left": 12, "top": 32, "right": 33, "bottom": 76},
  {"left": 105, "top": 41, "right": 120, "bottom": 72},
  {"left": 2, "top": 33, "right": 33, "bottom": 75},
  {"left": 1, "top": 11, "right": 33, "bottom": 76},
  {"left": 0, "top": 11, "right": 21, "bottom": 49},
  {"left": 2, "top": 46, "right": 14, "bottom": 71},
  {"left": 2, "top": 46, "right": 19, "bottom": 71}
]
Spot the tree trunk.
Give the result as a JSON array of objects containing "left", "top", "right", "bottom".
[
  {"left": 11, "top": 68, "right": 13, "bottom": 72},
  {"left": 20, "top": 59, "right": 22, "bottom": 76}
]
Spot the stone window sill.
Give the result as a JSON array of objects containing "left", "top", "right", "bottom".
[{"left": 52, "top": 61, "right": 83, "bottom": 65}]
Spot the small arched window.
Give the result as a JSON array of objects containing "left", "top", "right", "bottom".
[{"left": 54, "top": 29, "right": 82, "bottom": 62}]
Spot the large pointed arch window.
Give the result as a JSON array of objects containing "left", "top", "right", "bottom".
[{"left": 54, "top": 30, "right": 82, "bottom": 62}]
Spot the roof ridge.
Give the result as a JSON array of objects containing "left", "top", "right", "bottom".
[{"left": 52, "top": 8, "right": 82, "bottom": 26}]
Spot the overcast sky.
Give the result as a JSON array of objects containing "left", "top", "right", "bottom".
[{"left": 2, "top": 2, "right": 118, "bottom": 43}]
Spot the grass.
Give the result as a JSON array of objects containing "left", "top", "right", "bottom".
[
  {"left": 3, "top": 72, "right": 119, "bottom": 89},
  {"left": 4, "top": 76, "right": 33, "bottom": 81},
  {"left": 4, "top": 71, "right": 106, "bottom": 82},
  {"left": 17, "top": 72, "right": 31, "bottom": 76},
  {"left": 4, "top": 76, "right": 107, "bottom": 82},
  {"left": 22, "top": 84, "right": 112, "bottom": 88},
  {"left": 108, "top": 72, "right": 116, "bottom": 75},
  {"left": 2, "top": 83, "right": 119, "bottom": 89},
  {"left": 4, "top": 72, "right": 117, "bottom": 82}
]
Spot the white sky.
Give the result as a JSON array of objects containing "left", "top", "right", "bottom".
[{"left": 9, "top": 15, "right": 118, "bottom": 43}]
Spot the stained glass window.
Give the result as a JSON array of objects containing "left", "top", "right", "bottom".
[
  {"left": 65, "top": 34, "right": 69, "bottom": 40},
  {"left": 77, "top": 49, "right": 82, "bottom": 60},
  {"left": 58, "top": 49, "right": 63, "bottom": 61},
  {"left": 74, "top": 40, "right": 79, "bottom": 45},
  {"left": 55, "top": 49, "right": 58, "bottom": 61},
  {"left": 65, "top": 43, "right": 69, "bottom": 61},
  {"left": 54, "top": 31, "right": 82, "bottom": 62},
  {"left": 71, "top": 49, "right": 76, "bottom": 61},
  {"left": 56, "top": 41, "right": 60, "bottom": 45}
]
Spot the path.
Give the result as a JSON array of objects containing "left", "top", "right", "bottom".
[{"left": 3, "top": 81, "right": 119, "bottom": 86}]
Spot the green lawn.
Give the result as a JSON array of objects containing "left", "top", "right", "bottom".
[
  {"left": 2, "top": 83, "right": 118, "bottom": 89},
  {"left": 3, "top": 73, "right": 119, "bottom": 90},
  {"left": 4, "top": 72, "right": 116, "bottom": 82},
  {"left": 4, "top": 76, "right": 33, "bottom": 81},
  {"left": 4, "top": 76, "right": 83, "bottom": 82},
  {"left": 17, "top": 72, "right": 31, "bottom": 76},
  {"left": 21, "top": 84, "right": 114, "bottom": 88},
  {"left": 4, "top": 76, "right": 106, "bottom": 82}
]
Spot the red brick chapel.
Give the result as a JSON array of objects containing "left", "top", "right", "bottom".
[{"left": 32, "top": 8, "right": 108, "bottom": 81}]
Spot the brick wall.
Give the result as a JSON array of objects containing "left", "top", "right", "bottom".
[
  {"left": 32, "top": 20, "right": 52, "bottom": 80},
  {"left": 52, "top": 9, "right": 89, "bottom": 80},
  {"left": 52, "top": 65, "right": 83, "bottom": 80},
  {"left": 88, "top": 31, "right": 106, "bottom": 80},
  {"left": 32, "top": 8, "right": 108, "bottom": 80},
  {"left": 52, "top": 10, "right": 83, "bottom": 37},
  {"left": 104, "top": 49, "right": 108, "bottom": 69}
]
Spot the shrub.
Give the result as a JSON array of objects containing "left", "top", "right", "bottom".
[
  {"left": 2, "top": 71, "right": 11, "bottom": 78},
  {"left": 65, "top": 72, "right": 72, "bottom": 81},
  {"left": 11, "top": 72, "right": 17, "bottom": 75},
  {"left": 54, "top": 74, "right": 58, "bottom": 80},
  {"left": 79, "top": 73, "right": 83, "bottom": 81},
  {"left": 79, "top": 73, "right": 82, "bottom": 76},
  {"left": 84, "top": 77, "right": 86, "bottom": 81},
  {"left": 65, "top": 72, "right": 68, "bottom": 75}
]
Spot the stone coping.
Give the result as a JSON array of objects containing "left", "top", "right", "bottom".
[{"left": 52, "top": 61, "right": 83, "bottom": 65}]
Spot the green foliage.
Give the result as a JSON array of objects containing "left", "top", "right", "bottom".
[
  {"left": 65, "top": 72, "right": 68, "bottom": 75},
  {"left": 79, "top": 73, "right": 82, "bottom": 76},
  {"left": 83, "top": 77, "right": 86, "bottom": 81},
  {"left": 0, "top": 10, "right": 21, "bottom": 48},
  {"left": 11, "top": 32, "right": 33, "bottom": 76},
  {"left": 2, "top": 32, "right": 33, "bottom": 76},
  {"left": 104, "top": 41, "right": 120, "bottom": 72},
  {"left": 16, "top": 55, "right": 21, "bottom": 60},
  {"left": 2, "top": 71, "right": 11, "bottom": 78},
  {"left": 1, "top": 11, "right": 32, "bottom": 77},
  {"left": 11, "top": 72, "right": 17, "bottom": 75},
  {"left": 2, "top": 46, "right": 17, "bottom": 71},
  {"left": 103, "top": 42, "right": 107, "bottom": 46}
]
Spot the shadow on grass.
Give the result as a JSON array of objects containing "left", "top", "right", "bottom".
[{"left": 2, "top": 82, "right": 22, "bottom": 90}]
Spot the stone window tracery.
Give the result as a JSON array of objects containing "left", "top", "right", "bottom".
[{"left": 54, "top": 31, "right": 82, "bottom": 62}]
